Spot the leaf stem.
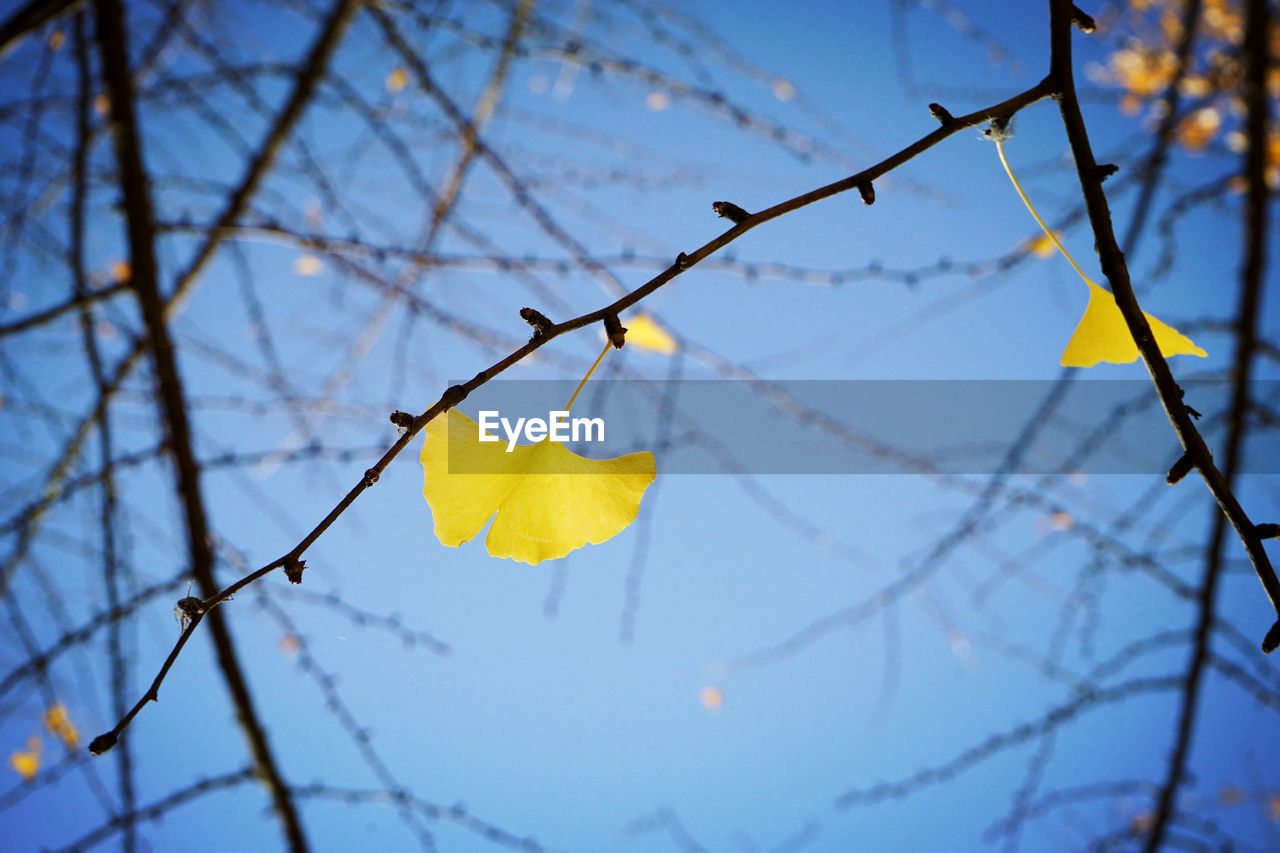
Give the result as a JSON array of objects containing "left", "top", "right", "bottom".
[
  {"left": 995, "top": 137, "right": 1094, "bottom": 288},
  {"left": 564, "top": 341, "right": 613, "bottom": 412}
]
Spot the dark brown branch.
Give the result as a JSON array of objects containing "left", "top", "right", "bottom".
[
  {"left": 91, "top": 0, "right": 314, "bottom": 849},
  {"left": 0, "top": 281, "right": 128, "bottom": 338},
  {"left": 0, "top": 0, "right": 84, "bottom": 60},
  {"left": 1143, "top": 0, "right": 1272, "bottom": 847},
  {"left": 0, "top": 0, "right": 362, "bottom": 602},
  {"left": 71, "top": 12, "right": 135, "bottom": 850},
  {"left": 1047, "top": 0, "right": 1280, "bottom": 649}
]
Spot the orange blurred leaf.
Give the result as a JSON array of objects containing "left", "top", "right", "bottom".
[{"left": 43, "top": 704, "right": 79, "bottom": 750}]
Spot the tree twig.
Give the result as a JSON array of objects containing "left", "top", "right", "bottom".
[
  {"left": 89, "top": 71, "right": 1054, "bottom": 751},
  {"left": 1046, "top": 0, "right": 1280, "bottom": 650}
]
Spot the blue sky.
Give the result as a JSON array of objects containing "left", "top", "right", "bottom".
[{"left": 1, "top": 0, "right": 1278, "bottom": 851}]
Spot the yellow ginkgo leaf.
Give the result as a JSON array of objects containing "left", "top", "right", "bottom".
[
  {"left": 993, "top": 135, "right": 1207, "bottom": 368},
  {"left": 421, "top": 409, "right": 656, "bottom": 565},
  {"left": 1061, "top": 280, "right": 1207, "bottom": 367},
  {"left": 624, "top": 313, "right": 678, "bottom": 354}
]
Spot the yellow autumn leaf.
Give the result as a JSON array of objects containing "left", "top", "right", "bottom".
[
  {"left": 1061, "top": 280, "right": 1207, "bottom": 367},
  {"left": 994, "top": 136, "right": 1206, "bottom": 368},
  {"left": 623, "top": 313, "right": 678, "bottom": 354},
  {"left": 10, "top": 736, "right": 40, "bottom": 782},
  {"left": 386, "top": 67, "right": 409, "bottom": 93},
  {"left": 43, "top": 704, "right": 79, "bottom": 750},
  {"left": 421, "top": 409, "right": 656, "bottom": 565}
]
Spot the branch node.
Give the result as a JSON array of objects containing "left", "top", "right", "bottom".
[
  {"left": 1255, "top": 523, "right": 1280, "bottom": 540},
  {"left": 857, "top": 181, "right": 875, "bottom": 206},
  {"left": 88, "top": 732, "right": 117, "bottom": 755},
  {"left": 676, "top": 252, "right": 691, "bottom": 270},
  {"left": 1178, "top": 386, "right": 1203, "bottom": 419},
  {"left": 927, "top": 103, "right": 954, "bottom": 124},
  {"left": 363, "top": 468, "right": 380, "bottom": 487},
  {"left": 603, "top": 314, "right": 627, "bottom": 349},
  {"left": 712, "top": 200, "right": 750, "bottom": 224},
  {"left": 984, "top": 116, "right": 1014, "bottom": 141},
  {"left": 1166, "top": 452, "right": 1194, "bottom": 485},
  {"left": 389, "top": 410, "right": 414, "bottom": 430},
  {"left": 176, "top": 596, "right": 204, "bottom": 618},
  {"left": 1070, "top": 5, "right": 1097, "bottom": 33},
  {"left": 283, "top": 556, "right": 307, "bottom": 585},
  {"left": 519, "top": 307, "right": 553, "bottom": 339},
  {"left": 1095, "top": 163, "right": 1119, "bottom": 181},
  {"left": 1264, "top": 620, "right": 1280, "bottom": 654},
  {"left": 441, "top": 384, "right": 468, "bottom": 409}
]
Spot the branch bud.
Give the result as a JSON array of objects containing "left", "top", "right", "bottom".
[
  {"left": 519, "top": 307, "right": 553, "bottom": 338},
  {"left": 1166, "top": 453, "right": 1193, "bottom": 485},
  {"left": 712, "top": 201, "right": 750, "bottom": 224},
  {"left": 89, "top": 732, "right": 118, "bottom": 755},
  {"left": 284, "top": 556, "right": 307, "bottom": 585},
  {"left": 1071, "top": 5, "right": 1097, "bottom": 33},
  {"left": 603, "top": 314, "right": 627, "bottom": 349},
  {"left": 441, "top": 384, "right": 468, "bottom": 409},
  {"left": 1265, "top": 620, "right": 1280, "bottom": 654}
]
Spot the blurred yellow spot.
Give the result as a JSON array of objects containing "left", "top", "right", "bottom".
[
  {"left": 110, "top": 259, "right": 132, "bottom": 283},
  {"left": 43, "top": 704, "right": 79, "bottom": 749},
  {"left": 294, "top": 255, "right": 323, "bottom": 276},
  {"left": 1045, "top": 511, "right": 1074, "bottom": 531},
  {"left": 645, "top": 91, "right": 669, "bottom": 112},
  {"left": 10, "top": 737, "right": 40, "bottom": 782},
  {"left": 93, "top": 94, "right": 110, "bottom": 116},
  {"left": 386, "top": 67, "right": 408, "bottom": 93},
  {"left": 1270, "top": 792, "right": 1280, "bottom": 822},
  {"left": 622, "top": 313, "right": 677, "bottom": 354},
  {"left": 1176, "top": 107, "right": 1221, "bottom": 151},
  {"left": 772, "top": 80, "right": 796, "bottom": 102},
  {"left": 1025, "top": 232, "right": 1061, "bottom": 258},
  {"left": 280, "top": 635, "right": 301, "bottom": 655},
  {"left": 48, "top": 30, "right": 65, "bottom": 51},
  {"left": 700, "top": 686, "right": 723, "bottom": 712}
]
